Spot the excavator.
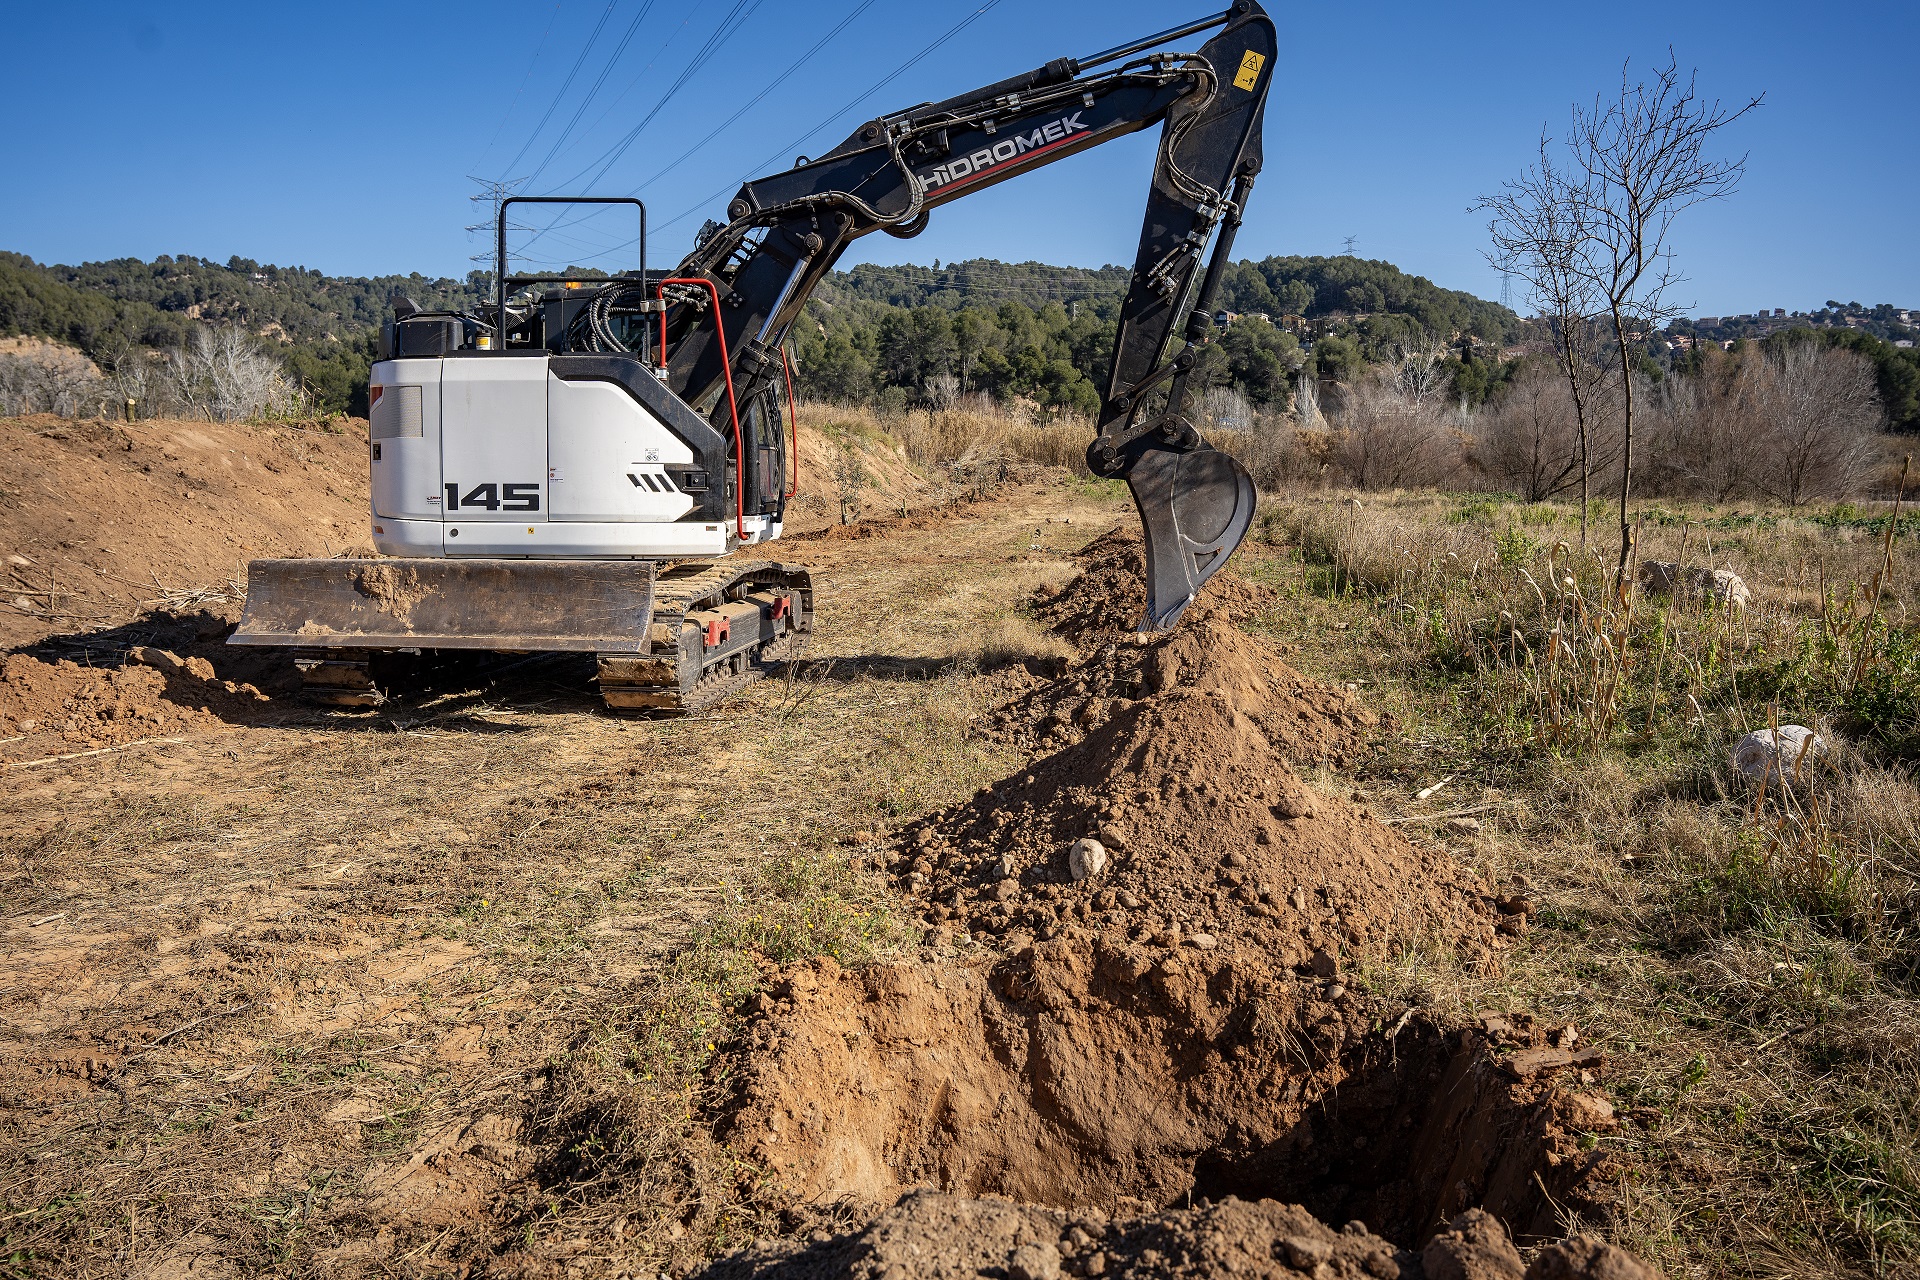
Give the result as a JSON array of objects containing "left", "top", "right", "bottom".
[{"left": 230, "top": 2, "right": 1274, "bottom": 712}]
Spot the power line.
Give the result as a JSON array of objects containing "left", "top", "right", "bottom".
[
  {"left": 532, "top": 3, "right": 703, "bottom": 183},
  {"left": 650, "top": 0, "right": 1010, "bottom": 238},
  {"left": 549, "top": 0, "right": 767, "bottom": 195},
  {"left": 511, "top": 0, "right": 769, "bottom": 262},
  {"left": 630, "top": 0, "right": 881, "bottom": 199},
  {"left": 523, "top": 0, "right": 664, "bottom": 187},
  {"left": 477, "top": 0, "right": 563, "bottom": 161},
  {"left": 499, "top": 1, "right": 619, "bottom": 179}
]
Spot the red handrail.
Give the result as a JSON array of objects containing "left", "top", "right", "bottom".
[
  {"left": 657, "top": 277, "right": 747, "bottom": 540},
  {"left": 780, "top": 346, "right": 800, "bottom": 500}
]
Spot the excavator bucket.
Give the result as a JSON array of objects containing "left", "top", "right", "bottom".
[
  {"left": 229, "top": 559, "right": 657, "bottom": 653},
  {"left": 1125, "top": 443, "right": 1257, "bottom": 633}
]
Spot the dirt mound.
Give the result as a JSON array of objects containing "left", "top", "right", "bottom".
[
  {"left": 982, "top": 614, "right": 1381, "bottom": 768},
  {"left": 1031, "top": 526, "right": 1274, "bottom": 642},
  {"left": 704, "top": 1193, "right": 1653, "bottom": 1280},
  {"left": 900, "top": 685, "right": 1491, "bottom": 961},
  {"left": 0, "top": 625, "right": 281, "bottom": 760},
  {"left": 0, "top": 414, "right": 371, "bottom": 651},
  {"left": 710, "top": 599, "right": 1614, "bottom": 1258}
]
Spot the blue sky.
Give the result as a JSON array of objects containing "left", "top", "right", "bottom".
[{"left": 3, "top": 1, "right": 1914, "bottom": 317}]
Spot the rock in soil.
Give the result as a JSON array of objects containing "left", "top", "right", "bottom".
[{"left": 1730, "top": 724, "right": 1824, "bottom": 784}]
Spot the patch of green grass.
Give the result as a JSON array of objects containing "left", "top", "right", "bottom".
[{"left": 710, "top": 849, "right": 901, "bottom": 966}]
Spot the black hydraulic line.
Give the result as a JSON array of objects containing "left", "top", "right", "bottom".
[
  {"left": 1162, "top": 171, "right": 1255, "bottom": 425},
  {"left": 1077, "top": 9, "right": 1233, "bottom": 71}
]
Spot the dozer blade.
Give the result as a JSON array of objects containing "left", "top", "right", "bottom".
[
  {"left": 228, "top": 558, "right": 656, "bottom": 652},
  {"left": 1124, "top": 444, "right": 1257, "bottom": 633}
]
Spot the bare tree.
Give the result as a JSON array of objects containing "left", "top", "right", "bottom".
[
  {"left": 1335, "top": 367, "right": 1460, "bottom": 490},
  {"left": 925, "top": 372, "right": 961, "bottom": 410},
  {"left": 1199, "top": 384, "right": 1253, "bottom": 434},
  {"left": 1479, "top": 139, "right": 1611, "bottom": 546},
  {"left": 101, "top": 341, "right": 162, "bottom": 418},
  {"left": 1475, "top": 362, "right": 1583, "bottom": 501},
  {"left": 0, "top": 344, "right": 104, "bottom": 417},
  {"left": 1566, "top": 56, "right": 1761, "bottom": 583},
  {"left": 1752, "top": 343, "right": 1882, "bottom": 508},
  {"left": 1648, "top": 345, "right": 1762, "bottom": 499},
  {"left": 1293, "top": 369, "right": 1320, "bottom": 426},
  {"left": 162, "top": 327, "right": 303, "bottom": 422},
  {"left": 1389, "top": 339, "right": 1452, "bottom": 409}
]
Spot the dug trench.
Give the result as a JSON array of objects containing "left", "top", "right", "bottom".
[{"left": 700, "top": 530, "right": 1640, "bottom": 1278}]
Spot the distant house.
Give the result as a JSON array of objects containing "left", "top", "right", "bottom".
[
  {"left": 1899, "top": 340, "right": 1916, "bottom": 349},
  {"left": 1698, "top": 316, "right": 1720, "bottom": 328}
]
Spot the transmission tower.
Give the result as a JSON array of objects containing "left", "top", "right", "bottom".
[
  {"left": 466, "top": 176, "right": 527, "bottom": 279},
  {"left": 1341, "top": 235, "right": 1357, "bottom": 257}
]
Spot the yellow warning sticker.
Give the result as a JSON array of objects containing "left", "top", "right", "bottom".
[{"left": 1234, "top": 49, "right": 1265, "bottom": 91}]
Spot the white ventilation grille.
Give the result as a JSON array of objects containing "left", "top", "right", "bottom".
[{"left": 371, "top": 385, "right": 423, "bottom": 439}]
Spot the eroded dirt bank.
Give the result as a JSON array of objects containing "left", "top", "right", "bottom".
[{"left": 702, "top": 532, "right": 1643, "bottom": 1277}]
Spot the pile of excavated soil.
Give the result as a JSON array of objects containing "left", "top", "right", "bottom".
[
  {"left": 899, "top": 680, "right": 1494, "bottom": 963},
  {"left": 0, "top": 607, "right": 299, "bottom": 759},
  {"left": 1030, "top": 527, "right": 1275, "bottom": 644},
  {"left": 0, "top": 647, "right": 272, "bottom": 758},
  {"left": 705, "top": 535, "right": 1625, "bottom": 1269},
  {"left": 980, "top": 615, "right": 1382, "bottom": 768},
  {"left": 704, "top": 1194, "right": 1653, "bottom": 1280}
]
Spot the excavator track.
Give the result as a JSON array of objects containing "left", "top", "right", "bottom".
[
  {"left": 594, "top": 559, "right": 813, "bottom": 715},
  {"left": 276, "top": 559, "right": 813, "bottom": 714}
]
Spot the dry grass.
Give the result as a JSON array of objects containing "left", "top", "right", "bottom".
[
  {"left": 1240, "top": 488, "right": 1920, "bottom": 1278},
  {"left": 0, "top": 480, "right": 1129, "bottom": 1278},
  {"left": 804, "top": 397, "right": 1094, "bottom": 479}
]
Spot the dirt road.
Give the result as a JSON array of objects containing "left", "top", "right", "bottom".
[{"left": 0, "top": 479, "right": 1118, "bottom": 1277}]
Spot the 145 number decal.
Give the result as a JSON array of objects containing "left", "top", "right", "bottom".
[{"left": 444, "top": 482, "right": 540, "bottom": 512}]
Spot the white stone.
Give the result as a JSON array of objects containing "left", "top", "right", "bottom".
[
  {"left": 1638, "top": 561, "right": 1751, "bottom": 609},
  {"left": 1068, "top": 837, "right": 1107, "bottom": 881},
  {"left": 1732, "top": 725, "right": 1825, "bottom": 784}
]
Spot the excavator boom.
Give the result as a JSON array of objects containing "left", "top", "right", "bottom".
[{"left": 665, "top": 0, "right": 1274, "bottom": 628}]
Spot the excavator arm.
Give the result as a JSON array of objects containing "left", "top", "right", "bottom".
[{"left": 660, "top": 1, "right": 1275, "bottom": 629}]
